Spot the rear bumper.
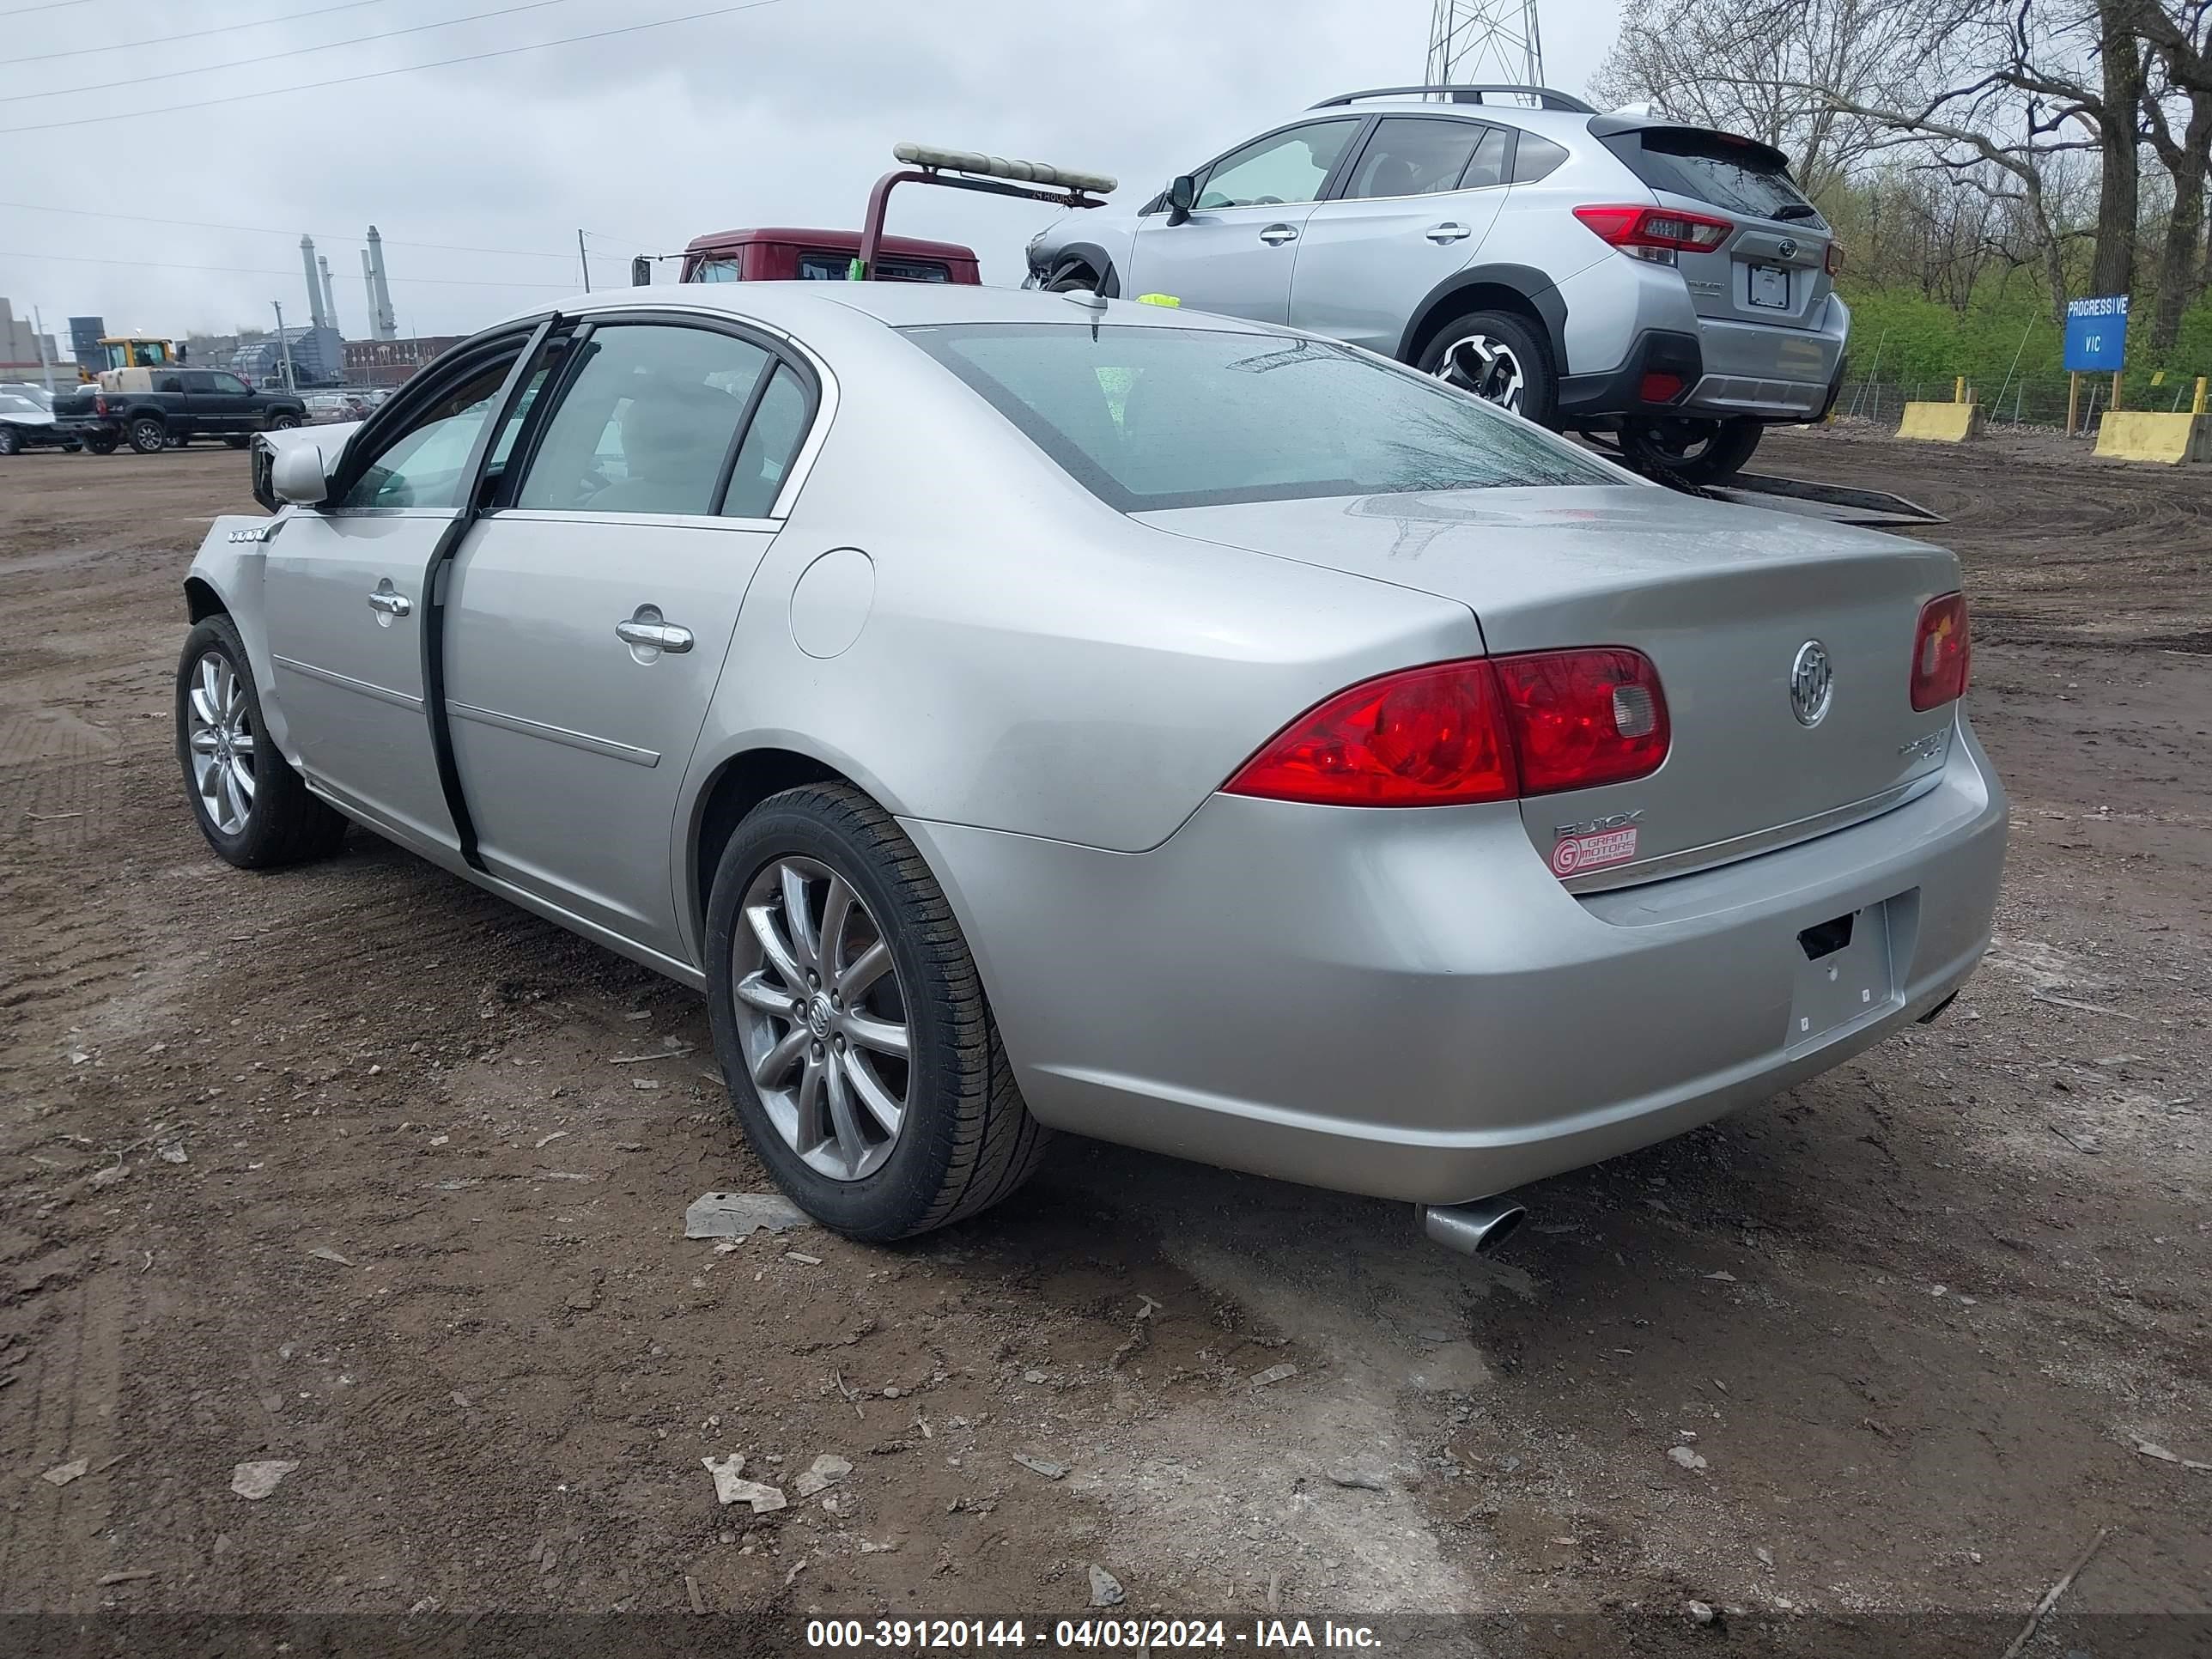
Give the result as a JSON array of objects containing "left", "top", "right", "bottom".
[
  {"left": 1554, "top": 256, "right": 1849, "bottom": 423},
  {"left": 907, "top": 714, "right": 2006, "bottom": 1205}
]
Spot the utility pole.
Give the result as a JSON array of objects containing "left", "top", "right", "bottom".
[
  {"left": 31, "top": 303, "right": 56, "bottom": 398},
  {"left": 273, "top": 301, "right": 297, "bottom": 392},
  {"left": 578, "top": 229, "right": 592, "bottom": 293}
]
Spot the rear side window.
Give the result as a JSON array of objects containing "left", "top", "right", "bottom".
[
  {"left": 1341, "top": 118, "right": 1497, "bottom": 199},
  {"left": 721, "top": 364, "right": 811, "bottom": 517},
  {"left": 514, "top": 324, "right": 769, "bottom": 516},
  {"left": 1599, "top": 127, "right": 1817, "bottom": 222},
  {"left": 1511, "top": 133, "right": 1570, "bottom": 183},
  {"left": 903, "top": 323, "right": 1614, "bottom": 513}
]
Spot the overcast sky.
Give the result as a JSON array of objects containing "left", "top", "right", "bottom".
[{"left": 1, "top": 0, "right": 1626, "bottom": 347}]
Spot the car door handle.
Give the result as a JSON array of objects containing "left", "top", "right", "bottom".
[
  {"left": 1257, "top": 223, "right": 1298, "bottom": 246},
  {"left": 1425, "top": 222, "right": 1473, "bottom": 243},
  {"left": 367, "top": 581, "right": 411, "bottom": 618},
  {"left": 615, "top": 607, "right": 693, "bottom": 654}
]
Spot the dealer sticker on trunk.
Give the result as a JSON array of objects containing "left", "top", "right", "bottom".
[{"left": 1550, "top": 822, "right": 1639, "bottom": 877}]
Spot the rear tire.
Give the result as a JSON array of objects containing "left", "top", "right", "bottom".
[
  {"left": 85, "top": 433, "right": 118, "bottom": 454},
  {"left": 175, "top": 615, "right": 349, "bottom": 869},
  {"left": 1417, "top": 307, "right": 1558, "bottom": 427},
  {"left": 704, "top": 783, "right": 1048, "bottom": 1241},
  {"left": 1618, "top": 416, "right": 1763, "bottom": 486},
  {"left": 222, "top": 435, "right": 250, "bottom": 449},
  {"left": 128, "top": 415, "right": 167, "bottom": 454}
]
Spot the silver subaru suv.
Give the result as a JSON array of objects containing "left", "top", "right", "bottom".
[{"left": 1025, "top": 85, "right": 1848, "bottom": 483}]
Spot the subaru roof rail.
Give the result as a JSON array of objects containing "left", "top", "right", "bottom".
[{"left": 1310, "top": 85, "right": 1598, "bottom": 113}]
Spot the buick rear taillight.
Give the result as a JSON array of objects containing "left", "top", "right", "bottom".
[
  {"left": 1572, "top": 204, "right": 1733, "bottom": 264},
  {"left": 1222, "top": 650, "right": 1669, "bottom": 808},
  {"left": 1910, "top": 592, "right": 1972, "bottom": 710},
  {"left": 1491, "top": 648, "right": 1672, "bottom": 794}
]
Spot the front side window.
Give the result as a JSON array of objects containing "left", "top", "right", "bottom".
[
  {"left": 693, "top": 257, "right": 743, "bottom": 283},
  {"left": 1196, "top": 120, "right": 1359, "bottom": 209},
  {"left": 337, "top": 351, "right": 520, "bottom": 510},
  {"left": 212, "top": 372, "right": 249, "bottom": 394},
  {"left": 903, "top": 323, "right": 1614, "bottom": 513},
  {"left": 1341, "top": 118, "right": 1496, "bottom": 199},
  {"left": 513, "top": 324, "right": 769, "bottom": 517}
]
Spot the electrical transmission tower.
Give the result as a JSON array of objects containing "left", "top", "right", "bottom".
[{"left": 1426, "top": 0, "right": 1544, "bottom": 88}]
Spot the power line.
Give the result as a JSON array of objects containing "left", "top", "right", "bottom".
[
  {"left": 0, "top": 0, "right": 789, "bottom": 135},
  {"left": 0, "top": 0, "right": 94, "bottom": 16},
  {"left": 0, "top": 0, "right": 397, "bottom": 67},
  {"left": 3, "top": 0, "right": 586, "bottom": 105},
  {"left": 0, "top": 198, "right": 578, "bottom": 259},
  {"left": 0, "top": 248, "right": 575, "bottom": 290}
]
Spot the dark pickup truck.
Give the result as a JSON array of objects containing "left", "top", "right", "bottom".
[{"left": 57, "top": 368, "right": 308, "bottom": 454}]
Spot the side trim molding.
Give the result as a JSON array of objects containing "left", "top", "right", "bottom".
[
  {"left": 272, "top": 654, "right": 422, "bottom": 711},
  {"left": 447, "top": 701, "right": 660, "bottom": 768}
]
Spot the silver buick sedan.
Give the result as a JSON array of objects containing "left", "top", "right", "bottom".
[{"left": 179, "top": 283, "right": 2004, "bottom": 1249}]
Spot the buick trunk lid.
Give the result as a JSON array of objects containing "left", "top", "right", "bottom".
[{"left": 1139, "top": 484, "right": 1966, "bottom": 886}]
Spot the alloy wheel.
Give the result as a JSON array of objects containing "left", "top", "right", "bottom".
[
  {"left": 1433, "top": 332, "right": 1525, "bottom": 411},
  {"left": 731, "top": 856, "right": 911, "bottom": 1182},
  {"left": 185, "top": 651, "right": 256, "bottom": 836}
]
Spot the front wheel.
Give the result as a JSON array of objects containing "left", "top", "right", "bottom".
[
  {"left": 222, "top": 435, "right": 250, "bottom": 449},
  {"left": 267, "top": 413, "right": 301, "bottom": 431},
  {"left": 1617, "top": 416, "right": 1763, "bottom": 486},
  {"left": 704, "top": 783, "right": 1048, "bottom": 1241},
  {"left": 175, "top": 615, "right": 349, "bottom": 869},
  {"left": 0, "top": 427, "right": 19, "bottom": 456},
  {"left": 127, "top": 416, "right": 167, "bottom": 454},
  {"left": 1417, "top": 308, "right": 1558, "bottom": 427},
  {"left": 84, "top": 433, "right": 118, "bottom": 454}
]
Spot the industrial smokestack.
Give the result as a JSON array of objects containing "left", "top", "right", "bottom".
[
  {"left": 319, "top": 255, "right": 339, "bottom": 334},
  {"left": 366, "top": 225, "right": 398, "bottom": 340},
  {"left": 300, "top": 234, "right": 328, "bottom": 329}
]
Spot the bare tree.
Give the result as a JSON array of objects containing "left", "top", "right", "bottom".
[
  {"left": 2133, "top": 0, "right": 2212, "bottom": 347},
  {"left": 1590, "top": 0, "right": 1925, "bottom": 194}
]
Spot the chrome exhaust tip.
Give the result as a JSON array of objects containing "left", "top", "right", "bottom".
[{"left": 1418, "top": 1196, "right": 1528, "bottom": 1258}]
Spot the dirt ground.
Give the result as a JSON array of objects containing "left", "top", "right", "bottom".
[{"left": 1, "top": 428, "right": 2206, "bottom": 1656}]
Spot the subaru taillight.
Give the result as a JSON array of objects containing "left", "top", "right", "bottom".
[
  {"left": 1825, "top": 240, "right": 1844, "bottom": 276},
  {"left": 1222, "top": 650, "right": 1670, "bottom": 808},
  {"left": 1910, "top": 592, "right": 1972, "bottom": 710},
  {"left": 1572, "top": 204, "right": 1734, "bottom": 264}
]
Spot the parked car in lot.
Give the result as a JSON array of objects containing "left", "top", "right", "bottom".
[
  {"left": 1026, "top": 84, "right": 1849, "bottom": 483},
  {"left": 179, "top": 283, "right": 1999, "bottom": 1248},
  {"left": 56, "top": 365, "right": 307, "bottom": 453},
  {"left": 0, "top": 388, "right": 79, "bottom": 454}
]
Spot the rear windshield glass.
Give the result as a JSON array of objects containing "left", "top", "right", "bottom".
[
  {"left": 1599, "top": 127, "right": 1819, "bottom": 223},
  {"left": 900, "top": 324, "right": 1616, "bottom": 512}
]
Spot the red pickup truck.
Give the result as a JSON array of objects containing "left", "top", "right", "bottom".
[{"left": 680, "top": 227, "right": 980, "bottom": 284}]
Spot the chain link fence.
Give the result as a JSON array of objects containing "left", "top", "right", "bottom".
[{"left": 1836, "top": 373, "right": 2208, "bottom": 434}]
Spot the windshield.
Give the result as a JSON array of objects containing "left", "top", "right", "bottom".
[
  {"left": 902, "top": 323, "right": 1616, "bottom": 512},
  {"left": 0, "top": 393, "right": 43, "bottom": 416}
]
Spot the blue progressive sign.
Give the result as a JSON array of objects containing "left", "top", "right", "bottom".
[{"left": 2063, "top": 295, "right": 2128, "bottom": 371}]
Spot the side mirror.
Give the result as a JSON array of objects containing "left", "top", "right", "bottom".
[
  {"left": 1166, "top": 174, "right": 1197, "bottom": 225},
  {"left": 270, "top": 441, "right": 331, "bottom": 506},
  {"left": 631, "top": 255, "right": 652, "bottom": 286}
]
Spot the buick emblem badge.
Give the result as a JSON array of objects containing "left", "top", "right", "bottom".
[{"left": 1790, "top": 640, "right": 1833, "bottom": 726}]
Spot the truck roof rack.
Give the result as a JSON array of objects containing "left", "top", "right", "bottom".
[{"left": 1310, "top": 85, "right": 1597, "bottom": 113}]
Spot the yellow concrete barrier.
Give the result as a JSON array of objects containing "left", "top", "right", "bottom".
[
  {"left": 2094, "top": 410, "right": 2211, "bottom": 465},
  {"left": 1898, "top": 401, "right": 1984, "bottom": 442}
]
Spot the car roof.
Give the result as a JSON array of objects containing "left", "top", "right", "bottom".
[{"left": 526, "top": 282, "right": 1284, "bottom": 337}]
